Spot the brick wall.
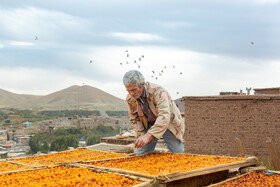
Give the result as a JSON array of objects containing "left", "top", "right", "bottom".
[
  {"left": 183, "top": 95, "right": 280, "bottom": 160},
  {"left": 254, "top": 88, "right": 280, "bottom": 95}
]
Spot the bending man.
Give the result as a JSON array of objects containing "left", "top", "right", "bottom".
[{"left": 123, "top": 70, "right": 184, "bottom": 155}]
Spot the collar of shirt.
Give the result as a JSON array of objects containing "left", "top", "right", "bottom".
[{"left": 137, "top": 87, "right": 146, "bottom": 104}]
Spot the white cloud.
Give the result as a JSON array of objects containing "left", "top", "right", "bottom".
[
  {"left": 0, "top": 67, "right": 97, "bottom": 96},
  {"left": 254, "top": 0, "right": 280, "bottom": 4},
  {"left": 111, "top": 32, "right": 164, "bottom": 42},
  {"left": 10, "top": 41, "right": 34, "bottom": 46},
  {"left": 158, "top": 21, "right": 193, "bottom": 29},
  {"left": 0, "top": 7, "right": 89, "bottom": 44}
]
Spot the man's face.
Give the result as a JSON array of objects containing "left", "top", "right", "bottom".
[{"left": 125, "top": 83, "right": 144, "bottom": 99}]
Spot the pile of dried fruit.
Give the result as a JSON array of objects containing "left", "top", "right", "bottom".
[
  {"left": 11, "top": 149, "right": 127, "bottom": 166},
  {"left": 0, "top": 166, "right": 142, "bottom": 186},
  {"left": 219, "top": 171, "right": 280, "bottom": 186},
  {"left": 0, "top": 162, "right": 32, "bottom": 173},
  {"left": 89, "top": 153, "right": 245, "bottom": 175}
]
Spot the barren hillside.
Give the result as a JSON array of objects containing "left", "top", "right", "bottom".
[{"left": 0, "top": 86, "right": 127, "bottom": 111}]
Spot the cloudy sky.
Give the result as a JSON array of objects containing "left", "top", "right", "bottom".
[{"left": 1, "top": 0, "right": 280, "bottom": 100}]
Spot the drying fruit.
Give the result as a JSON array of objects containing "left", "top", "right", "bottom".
[
  {"left": 0, "top": 166, "right": 141, "bottom": 186},
  {"left": 0, "top": 162, "right": 32, "bottom": 173},
  {"left": 89, "top": 153, "right": 245, "bottom": 175},
  {"left": 219, "top": 171, "right": 280, "bottom": 186},
  {"left": 11, "top": 149, "right": 127, "bottom": 166}
]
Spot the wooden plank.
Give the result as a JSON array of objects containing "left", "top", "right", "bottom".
[
  {"left": 158, "top": 156, "right": 257, "bottom": 183},
  {"left": 0, "top": 168, "right": 37, "bottom": 175},
  {"left": 207, "top": 171, "right": 252, "bottom": 187},
  {"left": 133, "top": 181, "right": 152, "bottom": 187},
  {"left": 266, "top": 137, "right": 280, "bottom": 170},
  {"left": 73, "top": 163, "right": 155, "bottom": 179},
  {"left": 267, "top": 170, "right": 280, "bottom": 174},
  {"left": 166, "top": 170, "right": 228, "bottom": 187},
  {"left": 235, "top": 137, "right": 247, "bottom": 157}
]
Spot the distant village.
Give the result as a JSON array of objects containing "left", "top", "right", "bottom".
[{"left": 0, "top": 112, "right": 131, "bottom": 158}]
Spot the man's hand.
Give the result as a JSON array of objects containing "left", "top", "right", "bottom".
[{"left": 134, "top": 133, "right": 154, "bottom": 148}]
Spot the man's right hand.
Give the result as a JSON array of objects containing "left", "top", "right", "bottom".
[{"left": 134, "top": 133, "right": 154, "bottom": 148}]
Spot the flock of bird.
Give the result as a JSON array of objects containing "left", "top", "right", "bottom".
[
  {"left": 114, "top": 41, "right": 255, "bottom": 95},
  {"left": 32, "top": 34, "right": 254, "bottom": 97},
  {"left": 119, "top": 50, "right": 184, "bottom": 95}
]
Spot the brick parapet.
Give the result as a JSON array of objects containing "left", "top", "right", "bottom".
[{"left": 183, "top": 95, "right": 280, "bottom": 160}]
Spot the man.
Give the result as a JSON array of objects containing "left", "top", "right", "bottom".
[{"left": 123, "top": 70, "right": 184, "bottom": 155}]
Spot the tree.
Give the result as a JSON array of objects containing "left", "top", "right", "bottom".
[
  {"left": 54, "top": 128, "right": 68, "bottom": 136},
  {"left": 29, "top": 136, "right": 40, "bottom": 153},
  {"left": 40, "top": 141, "right": 49, "bottom": 153},
  {"left": 50, "top": 135, "right": 78, "bottom": 152},
  {"left": 67, "top": 127, "right": 80, "bottom": 135},
  {"left": 87, "top": 135, "right": 101, "bottom": 146},
  {"left": 66, "top": 135, "right": 78, "bottom": 148}
]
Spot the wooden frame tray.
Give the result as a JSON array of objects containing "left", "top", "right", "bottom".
[
  {"left": 207, "top": 169, "right": 280, "bottom": 186},
  {"left": 74, "top": 152, "right": 258, "bottom": 185},
  {"left": 0, "top": 164, "right": 151, "bottom": 187},
  {"left": 7, "top": 148, "right": 128, "bottom": 167}
]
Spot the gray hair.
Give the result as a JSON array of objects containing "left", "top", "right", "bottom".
[{"left": 123, "top": 70, "right": 145, "bottom": 87}]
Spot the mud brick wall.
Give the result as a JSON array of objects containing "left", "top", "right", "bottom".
[
  {"left": 183, "top": 95, "right": 280, "bottom": 160},
  {"left": 254, "top": 88, "right": 280, "bottom": 94}
]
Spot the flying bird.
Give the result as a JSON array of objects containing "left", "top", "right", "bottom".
[
  {"left": 164, "top": 66, "right": 167, "bottom": 68},
  {"left": 120, "top": 63, "right": 122, "bottom": 65},
  {"left": 125, "top": 50, "right": 128, "bottom": 52},
  {"left": 139, "top": 58, "right": 141, "bottom": 61},
  {"left": 90, "top": 60, "right": 92, "bottom": 63},
  {"left": 152, "top": 71, "right": 155, "bottom": 74},
  {"left": 177, "top": 92, "right": 179, "bottom": 94},
  {"left": 138, "top": 65, "right": 140, "bottom": 68},
  {"left": 134, "top": 60, "right": 137, "bottom": 63},
  {"left": 127, "top": 54, "right": 129, "bottom": 57},
  {"left": 142, "top": 55, "right": 144, "bottom": 58},
  {"left": 173, "top": 66, "right": 175, "bottom": 68},
  {"left": 180, "top": 72, "right": 182, "bottom": 75},
  {"left": 126, "top": 61, "right": 129, "bottom": 64},
  {"left": 250, "top": 42, "right": 254, "bottom": 45},
  {"left": 35, "top": 36, "right": 38, "bottom": 40}
]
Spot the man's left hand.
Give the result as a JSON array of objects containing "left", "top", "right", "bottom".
[{"left": 134, "top": 133, "right": 154, "bottom": 148}]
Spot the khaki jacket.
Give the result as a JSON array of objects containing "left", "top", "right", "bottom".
[{"left": 126, "top": 82, "right": 184, "bottom": 142}]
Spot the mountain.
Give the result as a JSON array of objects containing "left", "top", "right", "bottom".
[
  {"left": 0, "top": 89, "right": 41, "bottom": 108},
  {"left": 0, "top": 85, "right": 127, "bottom": 111}
]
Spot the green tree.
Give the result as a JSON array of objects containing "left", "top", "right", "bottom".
[
  {"left": 50, "top": 135, "right": 78, "bottom": 152},
  {"left": 50, "top": 142, "right": 60, "bottom": 151},
  {"left": 40, "top": 141, "right": 49, "bottom": 153},
  {"left": 54, "top": 128, "right": 68, "bottom": 136},
  {"left": 87, "top": 135, "right": 101, "bottom": 146},
  {"left": 29, "top": 136, "right": 40, "bottom": 153},
  {"left": 67, "top": 127, "right": 80, "bottom": 135},
  {"left": 66, "top": 135, "right": 78, "bottom": 148}
]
